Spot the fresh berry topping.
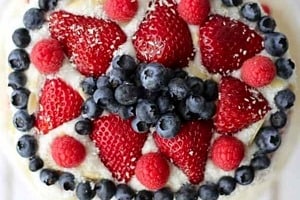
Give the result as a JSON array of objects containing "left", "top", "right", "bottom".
[
  {"left": 29, "top": 156, "right": 44, "bottom": 172},
  {"left": 104, "top": 0, "right": 138, "bottom": 22},
  {"left": 81, "top": 77, "right": 97, "bottom": 95},
  {"left": 241, "top": 55, "right": 276, "bottom": 87},
  {"left": 95, "top": 179, "right": 117, "bottom": 200},
  {"left": 140, "top": 63, "right": 167, "bottom": 92},
  {"left": 157, "top": 94, "right": 174, "bottom": 114},
  {"left": 270, "top": 110, "right": 287, "bottom": 129},
  {"left": 49, "top": 11, "right": 127, "bottom": 77},
  {"left": 133, "top": 1, "right": 194, "bottom": 68},
  {"left": 214, "top": 77, "right": 270, "bottom": 134},
  {"left": 13, "top": 110, "right": 34, "bottom": 132},
  {"left": 12, "top": 28, "right": 31, "bottom": 48},
  {"left": 38, "top": 0, "right": 58, "bottom": 11},
  {"left": 8, "top": 49, "right": 30, "bottom": 71},
  {"left": 156, "top": 113, "right": 181, "bottom": 138},
  {"left": 154, "top": 188, "right": 174, "bottom": 200},
  {"left": 175, "top": 184, "right": 198, "bottom": 200},
  {"left": 185, "top": 95, "right": 216, "bottom": 120},
  {"left": 154, "top": 120, "right": 213, "bottom": 184},
  {"left": 240, "top": 2, "right": 261, "bottom": 22},
  {"left": 16, "top": 134, "right": 37, "bottom": 158},
  {"left": 36, "top": 78, "right": 83, "bottom": 134},
  {"left": 31, "top": 38, "right": 64, "bottom": 74},
  {"left": 168, "top": 78, "right": 190, "bottom": 100},
  {"left": 211, "top": 136, "right": 245, "bottom": 171},
  {"left": 131, "top": 117, "right": 150, "bottom": 133},
  {"left": 275, "top": 58, "right": 295, "bottom": 79},
  {"left": 186, "top": 77, "right": 204, "bottom": 97},
  {"left": 11, "top": 88, "right": 30, "bottom": 109},
  {"left": 82, "top": 97, "right": 103, "bottom": 119},
  {"left": 199, "top": 15, "right": 263, "bottom": 74},
  {"left": 261, "top": 3, "right": 271, "bottom": 15},
  {"left": 217, "top": 176, "right": 237, "bottom": 196},
  {"left": 115, "top": 184, "right": 135, "bottom": 200},
  {"left": 75, "top": 118, "right": 93, "bottom": 135},
  {"left": 136, "top": 190, "right": 153, "bottom": 200},
  {"left": 135, "top": 152, "right": 170, "bottom": 190},
  {"left": 234, "top": 166, "right": 255, "bottom": 185},
  {"left": 76, "top": 182, "right": 96, "bottom": 200},
  {"left": 59, "top": 172, "right": 76, "bottom": 191},
  {"left": 93, "top": 86, "right": 114, "bottom": 106},
  {"left": 221, "top": 0, "right": 243, "bottom": 7},
  {"left": 90, "top": 115, "right": 147, "bottom": 182},
  {"left": 264, "top": 32, "right": 289, "bottom": 57},
  {"left": 23, "top": 8, "right": 45, "bottom": 30},
  {"left": 250, "top": 154, "right": 271, "bottom": 170},
  {"left": 274, "top": 89, "right": 295, "bottom": 110},
  {"left": 198, "top": 184, "right": 219, "bottom": 200},
  {"left": 97, "top": 76, "right": 112, "bottom": 88},
  {"left": 51, "top": 135, "right": 86, "bottom": 168},
  {"left": 136, "top": 100, "right": 160, "bottom": 124},
  {"left": 8, "top": 71, "right": 27, "bottom": 89},
  {"left": 177, "top": 0, "right": 210, "bottom": 25},
  {"left": 203, "top": 79, "right": 218, "bottom": 101},
  {"left": 115, "top": 83, "right": 139, "bottom": 106},
  {"left": 112, "top": 55, "right": 137, "bottom": 72},
  {"left": 40, "top": 169, "right": 59, "bottom": 186},
  {"left": 255, "top": 127, "right": 281, "bottom": 153},
  {"left": 258, "top": 16, "right": 276, "bottom": 33},
  {"left": 118, "top": 105, "right": 135, "bottom": 119}
]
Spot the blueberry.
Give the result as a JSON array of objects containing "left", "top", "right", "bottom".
[
  {"left": 97, "top": 76, "right": 112, "bottom": 88},
  {"left": 75, "top": 118, "right": 93, "bottom": 135},
  {"left": 115, "top": 84, "right": 139, "bottom": 106},
  {"left": 250, "top": 154, "right": 271, "bottom": 170},
  {"left": 136, "top": 190, "right": 153, "bottom": 200},
  {"left": 221, "top": 0, "right": 243, "bottom": 7},
  {"left": 142, "top": 89, "right": 162, "bottom": 102},
  {"left": 59, "top": 172, "right": 76, "bottom": 191},
  {"left": 39, "top": 0, "right": 59, "bottom": 11},
  {"left": 76, "top": 182, "right": 96, "bottom": 200},
  {"left": 8, "top": 49, "right": 30, "bottom": 71},
  {"left": 156, "top": 113, "right": 181, "bottom": 138},
  {"left": 203, "top": 80, "right": 218, "bottom": 101},
  {"left": 40, "top": 169, "right": 59, "bottom": 186},
  {"left": 23, "top": 8, "right": 45, "bottom": 30},
  {"left": 131, "top": 118, "right": 149, "bottom": 133},
  {"left": 275, "top": 58, "right": 295, "bottom": 79},
  {"left": 109, "top": 68, "right": 128, "bottom": 88},
  {"left": 186, "top": 77, "right": 204, "bottom": 96},
  {"left": 112, "top": 55, "right": 137, "bottom": 72},
  {"left": 8, "top": 71, "right": 27, "bottom": 89},
  {"left": 217, "top": 176, "right": 236, "bottom": 196},
  {"left": 270, "top": 110, "right": 287, "bottom": 129},
  {"left": 157, "top": 94, "right": 174, "bottom": 114},
  {"left": 234, "top": 166, "right": 255, "bottom": 185},
  {"left": 106, "top": 100, "right": 121, "bottom": 114},
  {"left": 115, "top": 184, "right": 135, "bottom": 200},
  {"left": 154, "top": 188, "right": 174, "bottom": 200},
  {"left": 93, "top": 87, "right": 114, "bottom": 106},
  {"left": 255, "top": 126, "right": 281, "bottom": 153},
  {"left": 177, "top": 101, "right": 198, "bottom": 121},
  {"left": 81, "top": 77, "right": 97, "bottom": 95},
  {"left": 185, "top": 95, "right": 205, "bottom": 114},
  {"left": 198, "top": 184, "right": 219, "bottom": 200},
  {"left": 11, "top": 88, "right": 30, "bottom": 109},
  {"left": 12, "top": 28, "right": 31, "bottom": 48},
  {"left": 13, "top": 110, "right": 34, "bottom": 132},
  {"left": 140, "top": 63, "right": 167, "bottom": 92},
  {"left": 82, "top": 98, "right": 103, "bottom": 119},
  {"left": 274, "top": 89, "right": 295, "bottom": 110},
  {"left": 175, "top": 184, "right": 198, "bottom": 200},
  {"left": 258, "top": 16, "right": 276, "bottom": 33},
  {"left": 136, "top": 100, "right": 160, "bottom": 124},
  {"left": 95, "top": 179, "right": 116, "bottom": 200},
  {"left": 168, "top": 78, "right": 190, "bottom": 100},
  {"left": 264, "top": 32, "right": 289, "bottom": 57},
  {"left": 16, "top": 135, "right": 37, "bottom": 158},
  {"left": 118, "top": 106, "right": 135, "bottom": 119},
  {"left": 29, "top": 156, "right": 44, "bottom": 172},
  {"left": 173, "top": 69, "right": 188, "bottom": 79},
  {"left": 241, "top": 2, "right": 261, "bottom": 21},
  {"left": 199, "top": 102, "right": 216, "bottom": 120}
]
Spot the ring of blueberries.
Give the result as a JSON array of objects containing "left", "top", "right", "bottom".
[{"left": 8, "top": 0, "right": 296, "bottom": 200}]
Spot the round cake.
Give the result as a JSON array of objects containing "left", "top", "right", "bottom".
[{"left": 0, "top": 0, "right": 298, "bottom": 200}]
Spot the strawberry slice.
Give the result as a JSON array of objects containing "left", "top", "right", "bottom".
[
  {"left": 199, "top": 15, "right": 263, "bottom": 74},
  {"left": 153, "top": 120, "right": 213, "bottom": 184},
  {"left": 49, "top": 11, "right": 127, "bottom": 77},
  {"left": 214, "top": 77, "right": 270, "bottom": 134},
  {"left": 133, "top": 0, "right": 194, "bottom": 68},
  {"left": 90, "top": 115, "right": 147, "bottom": 182},
  {"left": 36, "top": 78, "right": 83, "bottom": 134}
]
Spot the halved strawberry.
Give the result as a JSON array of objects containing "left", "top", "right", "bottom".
[
  {"left": 133, "top": 0, "right": 194, "bottom": 68},
  {"left": 153, "top": 120, "right": 213, "bottom": 184},
  {"left": 199, "top": 15, "right": 264, "bottom": 74},
  {"left": 36, "top": 78, "right": 83, "bottom": 134},
  {"left": 49, "top": 11, "right": 127, "bottom": 77},
  {"left": 214, "top": 77, "right": 270, "bottom": 134},
  {"left": 90, "top": 115, "right": 148, "bottom": 182}
]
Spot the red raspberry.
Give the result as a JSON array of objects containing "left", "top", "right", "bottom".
[
  {"left": 104, "top": 0, "right": 138, "bottom": 22},
  {"left": 31, "top": 38, "right": 64, "bottom": 74},
  {"left": 51, "top": 135, "right": 86, "bottom": 168},
  {"left": 211, "top": 136, "right": 245, "bottom": 171},
  {"left": 241, "top": 55, "right": 276, "bottom": 88},
  {"left": 261, "top": 3, "right": 271, "bottom": 15},
  {"left": 135, "top": 152, "right": 170, "bottom": 190},
  {"left": 177, "top": 0, "right": 210, "bottom": 25}
]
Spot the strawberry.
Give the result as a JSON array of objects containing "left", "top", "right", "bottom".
[
  {"left": 199, "top": 15, "right": 264, "bottom": 74},
  {"left": 214, "top": 77, "right": 270, "bottom": 134},
  {"left": 90, "top": 115, "right": 147, "bottom": 182},
  {"left": 135, "top": 152, "right": 170, "bottom": 190},
  {"left": 153, "top": 120, "right": 213, "bottom": 184},
  {"left": 36, "top": 78, "right": 83, "bottom": 134},
  {"left": 177, "top": 0, "right": 210, "bottom": 25},
  {"left": 133, "top": 0, "right": 194, "bottom": 68},
  {"left": 49, "top": 11, "right": 127, "bottom": 77},
  {"left": 104, "top": 0, "right": 138, "bottom": 22},
  {"left": 211, "top": 135, "right": 245, "bottom": 171}
]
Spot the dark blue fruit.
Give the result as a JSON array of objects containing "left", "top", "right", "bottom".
[
  {"left": 105, "top": 100, "right": 121, "bottom": 114},
  {"left": 23, "top": 8, "right": 45, "bottom": 30},
  {"left": 12, "top": 28, "right": 31, "bottom": 48},
  {"left": 186, "top": 77, "right": 204, "bottom": 96},
  {"left": 97, "top": 76, "right": 111, "bottom": 88},
  {"left": 40, "top": 169, "right": 59, "bottom": 186},
  {"left": 173, "top": 69, "right": 188, "bottom": 79},
  {"left": 115, "top": 184, "right": 135, "bottom": 200},
  {"left": 115, "top": 84, "right": 139, "bottom": 105},
  {"left": 93, "top": 87, "right": 114, "bottom": 106},
  {"left": 275, "top": 58, "right": 295, "bottom": 79},
  {"left": 234, "top": 166, "right": 255, "bottom": 185},
  {"left": 112, "top": 55, "right": 137, "bottom": 72},
  {"left": 157, "top": 94, "right": 174, "bottom": 114},
  {"left": 136, "top": 190, "right": 153, "bottom": 200},
  {"left": 140, "top": 63, "right": 167, "bottom": 92},
  {"left": 175, "top": 184, "right": 198, "bottom": 200},
  {"left": 95, "top": 179, "right": 116, "bottom": 200},
  {"left": 198, "top": 184, "right": 219, "bottom": 200},
  {"left": 221, "top": 0, "right": 243, "bottom": 7},
  {"left": 203, "top": 80, "right": 218, "bottom": 101},
  {"left": 185, "top": 95, "right": 205, "bottom": 114},
  {"left": 13, "top": 110, "right": 34, "bottom": 132},
  {"left": 29, "top": 156, "right": 44, "bottom": 172},
  {"left": 8, "top": 49, "right": 30, "bottom": 71},
  {"left": 217, "top": 176, "right": 236, "bottom": 196},
  {"left": 8, "top": 71, "right": 27, "bottom": 89},
  {"left": 177, "top": 101, "right": 198, "bottom": 121},
  {"left": 118, "top": 106, "right": 135, "bottom": 119},
  {"left": 75, "top": 118, "right": 93, "bottom": 135},
  {"left": 11, "top": 88, "right": 30, "bottom": 109},
  {"left": 250, "top": 154, "right": 271, "bottom": 170},
  {"left": 255, "top": 126, "right": 281, "bottom": 153},
  {"left": 154, "top": 188, "right": 174, "bottom": 200},
  {"left": 109, "top": 68, "right": 128, "bottom": 88},
  {"left": 199, "top": 102, "right": 216, "bottom": 120},
  {"left": 59, "top": 172, "right": 76, "bottom": 191},
  {"left": 81, "top": 77, "right": 97, "bottom": 95},
  {"left": 39, "top": 0, "right": 59, "bottom": 11},
  {"left": 264, "top": 32, "right": 289, "bottom": 57},
  {"left": 258, "top": 16, "right": 276, "bottom": 33},
  {"left": 76, "top": 182, "right": 96, "bottom": 200},
  {"left": 131, "top": 118, "right": 149, "bottom": 133},
  {"left": 241, "top": 2, "right": 261, "bottom": 21},
  {"left": 16, "top": 134, "right": 37, "bottom": 158},
  {"left": 136, "top": 100, "right": 160, "bottom": 124},
  {"left": 274, "top": 89, "right": 295, "bottom": 110},
  {"left": 168, "top": 78, "right": 190, "bottom": 100},
  {"left": 270, "top": 110, "right": 287, "bottom": 129},
  {"left": 156, "top": 113, "right": 181, "bottom": 138},
  {"left": 82, "top": 98, "right": 103, "bottom": 119}
]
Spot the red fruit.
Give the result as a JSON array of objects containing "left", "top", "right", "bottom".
[
  {"left": 51, "top": 135, "right": 86, "bottom": 168},
  {"left": 104, "top": 0, "right": 138, "bottom": 22},
  {"left": 135, "top": 152, "right": 170, "bottom": 190},
  {"left": 36, "top": 78, "right": 83, "bottom": 134},
  {"left": 154, "top": 120, "right": 213, "bottom": 184},
  {"left": 211, "top": 135, "right": 245, "bottom": 171},
  {"left": 177, "top": 0, "right": 210, "bottom": 25},
  {"left": 90, "top": 115, "right": 147, "bottom": 182},
  {"left": 214, "top": 77, "right": 270, "bottom": 134},
  {"left": 241, "top": 55, "right": 276, "bottom": 88},
  {"left": 133, "top": 0, "right": 194, "bottom": 68},
  {"left": 31, "top": 38, "right": 64, "bottom": 74},
  {"left": 261, "top": 3, "right": 271, "bottom": 15},
  {"left": 199, "top": 15, "right": 264, "bottom": 74},
  {"left": 49, "top": 11, "right": 127, "bottom": 77}
]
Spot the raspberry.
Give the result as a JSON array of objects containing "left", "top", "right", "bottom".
[
  {"left": 135, "top": 152, "right": 170, "bottom": 190},
  {"left": 211, "top": 136, "right": 245, "bottom": 171},
  {"left": 51, "top": 135, "right": 86, "bottom": 168},
  {"left": 30, "top": 38, "right": 64, "bottom": 74},
  {"left": 241, "top": 55, "right": 276, "bottom": 88},
  {"left": 261, "top": 3, "right": 271, "bottom": 15},
  {"left": 177, "top": 0, "right": 210, "bottom": 25},
  {"left": 104, "top": 0, "right": 138, "bottom": 22}
]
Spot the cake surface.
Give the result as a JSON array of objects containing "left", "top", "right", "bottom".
[{"left": 0, "top": 0, "right": 299, "bottom": 200}]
